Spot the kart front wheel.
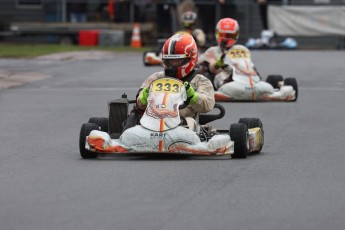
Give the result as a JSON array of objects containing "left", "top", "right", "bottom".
[
  {"left": 230, "top": 123, "right": 249, "bottom": 159},
  {"left": 88, "top": 117, "right": 108, "bottom": 132},
  {"left": 239, "top": 118, "right": 264, "bottom": 153},
  {"left": 284, "top": 77, "right": 298, "bottom": 101},
  {"left": 266, "top": 75, "right": 283, "bottom": 89},
  {"left": 79, "top": 123, "right": 100, "bottom": 159}
]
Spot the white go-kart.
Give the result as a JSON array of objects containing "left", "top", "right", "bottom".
[
  {"left": 79, "top": 77, "right": 264, "bottom": 159},
  {"left": 213, "top": 45, "right": 298, "bottom": 102}
]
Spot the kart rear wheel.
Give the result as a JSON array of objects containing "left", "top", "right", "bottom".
[
  {"left": 266, "top": 75, "right": 283, "bottom": 89},
  {"left": 88, "top": 117, "right": 108, "bottom": 132},
  {"left": 284, "top": 77, "right": 298, "bottom": 101},
  {"left": 79, "top": 123, "right": 100, "bottom": 159},
  {"left": 239, "top": 118, "right": 264, "bottom": 153},
  {"left": 230, "top": 123, "right": 249, "bottom": 159}
]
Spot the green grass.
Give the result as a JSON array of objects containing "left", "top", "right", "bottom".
[{"left": 0, "top": 43, "right": 150, "bottom": 58}]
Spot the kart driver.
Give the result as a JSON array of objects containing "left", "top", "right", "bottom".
[
  {"left": 179, "top": 11, "right": 206, "bottom": 48},
  {"left": 125, "top": 33, "right": 215, "bottom": 131},
  {"left": 198, "top": 17, "right": 241, "bottom": 85}
]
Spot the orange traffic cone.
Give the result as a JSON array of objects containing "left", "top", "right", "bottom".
[{"left": 130, "top": 23, "right": 142, "bottom": 48}]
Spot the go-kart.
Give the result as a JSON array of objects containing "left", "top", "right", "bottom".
[
  {"left": 213, "top": 45, "right": 298, "bottom": 102},
  {"left": 143, "top": 50, "right": 163, "bottom": 66},
  {"left": 79, "top": 77, "right": 264, "bottom": 159},
  {"left": 143, "top": 39, "right": 165, "bottom": 66}
]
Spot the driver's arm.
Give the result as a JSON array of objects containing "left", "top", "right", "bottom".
[
  {"left": 198, "top": 47, "right": 223, "bottom": 76},
  {"left": 189, "top": 75, "right": 215, "bottom": 113},
  {"left": 136, "top": 72, "right": 163, "bottom": 109}
]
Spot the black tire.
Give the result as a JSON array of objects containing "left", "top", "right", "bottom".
[
  {"left": 230, "top": 123, "right": 249, "bottom": 159},
  {"left": 79, "top": 123, "right": 100, "bottom": 159},
  {"left": 238, "top": 118, "right": 250, "bottom": 127},
  {"left": 239, "top": 118, "right": 264, "bottom": 153},
  {"left": 284, "top": 77, "right": 298, "bottom": 101},
  {"left": 266, "top": 75, "right": 284, "bottom": 89},
  {"left": 238, "top": 118, "right": 263, "bottom": 129},
  {"left": 143, "top": 51, "right": 151, "bottom": 66},
  {"left": 88, "top": 117, "right": 109, "bottom": 132}
]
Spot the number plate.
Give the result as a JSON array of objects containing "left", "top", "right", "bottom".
[
  {"left": 227, "top": 49, "right": 250, "bottom": 59},
  {"left": 151, "top": 78, "right": 183, "bottom": 94}
]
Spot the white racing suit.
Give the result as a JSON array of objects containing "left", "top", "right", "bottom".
[
  {"left": 138, "top": 71, "right": 215, "bottom": 118},
  {"left": 199, "top": 46, "right": 232, "bottom": 76}
]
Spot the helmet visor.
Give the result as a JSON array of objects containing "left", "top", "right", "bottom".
[
  {"left": 163, "top": 58, "right": 190, "bottom": 68},
  {"left": 216, "top": 31, "right": 239, "bottom": 40}
]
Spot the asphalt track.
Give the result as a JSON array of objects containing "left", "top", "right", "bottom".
[{"left": 0, "top": 50, "right": 345, "bottom": 230}]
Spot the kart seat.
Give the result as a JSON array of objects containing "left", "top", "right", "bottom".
[{"left": 199, "top": 103, "right": 225, "bottom": 125}]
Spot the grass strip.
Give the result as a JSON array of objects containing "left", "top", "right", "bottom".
[{"left": 0, "top": 43, "right": 150, "bottom": 58}]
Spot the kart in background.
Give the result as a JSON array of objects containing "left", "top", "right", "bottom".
[
  {"left": 212, "top": 45, "right": 298, "bottom": 102},
  {"left": 79, "top": 77, "right": 264, "bottom": 159},
  {"left": 143, "top": 39, "right": 165, "bottom": 66}
]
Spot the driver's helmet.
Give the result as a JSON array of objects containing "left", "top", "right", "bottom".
[
  {"left": 162, "top": 33, "right": 198, "bottom": 79},
  {"left": 181, "top": 11, "right": 197, "bottom": 30},
  {"left": 215, "top": 18, "right": 239, "bottom": 50}
]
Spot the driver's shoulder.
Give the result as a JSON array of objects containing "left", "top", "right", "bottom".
[
  {"left": 230, "top": 44, "right": 250, "bottom": 52},
  {"left": 193, "top": 73, "right": 214, "bottom": 87},
  {"left": 199, "top": 46, "right": 219, "bottom": 61},
  {"left": 148, "top": 71, "right": 165, "bottom": 79}
]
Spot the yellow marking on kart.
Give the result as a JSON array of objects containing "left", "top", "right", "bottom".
[
  {"left": 151, "top": 78, "right": 183, "bottom": 94},
  {"left": 249, "top": 127, "right": 263, "bottom": 151},
  {"left": 228, "top": 49, "right": 250, "bottom": 59}
]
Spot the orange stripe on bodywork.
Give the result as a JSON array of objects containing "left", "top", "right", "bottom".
[
  {"left": 215, "top": 92, "right": 231, "bottom": 101},
  {"left": 87, "top": 136, "right": 128, "bottom": 153},
  {"left": 158, "top": 93, "right": 169, "bottom": 151},
  {"left": 244, "top": 60, "right": 256, "bottom": 100}
]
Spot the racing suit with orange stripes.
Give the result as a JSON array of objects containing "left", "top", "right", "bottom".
[{"left": 199, "top": 44, "right": 260, "bottom": 88}]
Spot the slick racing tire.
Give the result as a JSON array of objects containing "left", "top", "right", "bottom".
[
  {"left": 79, "top": 123, "right": 100, "bottom": 159},
  {"left": 266, "top": 75, "right": 283, "bottom": 89},
  {"left": 88, "top": 117, "right": 109, "bottom": 132},
  {"left": 284, "top": 77, "right": 298, "bottom": 101},
  {"left": 239, "top": 118, "right": 263, "bottom": 129},
  {"left": 230, "top": 123, "right": 249, "bottom": 159},
  {"left": 239, "top": 118, "right": 264, "bottom": 153}
]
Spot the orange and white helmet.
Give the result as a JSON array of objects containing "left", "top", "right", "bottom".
[
  {"left": 162, "top": 33, "right": 198, "bottom": 79},
  {"left": 215, "top": 18, "right": 239, "bottom": 50}
]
